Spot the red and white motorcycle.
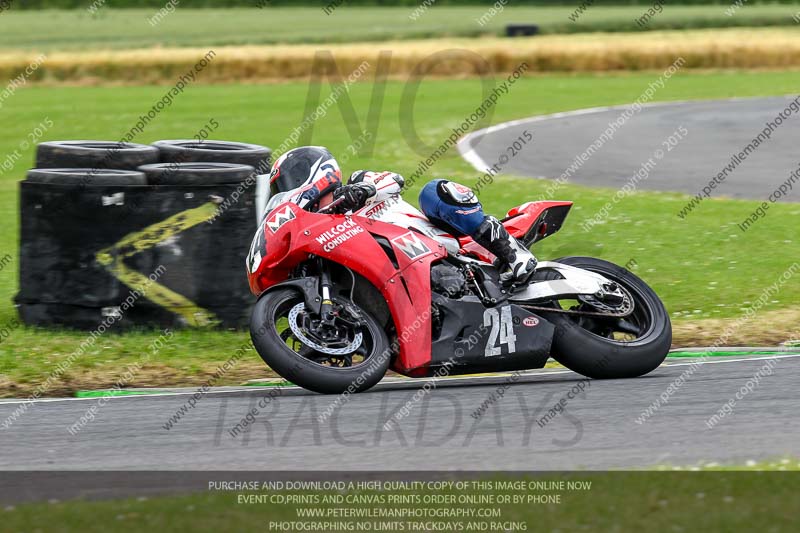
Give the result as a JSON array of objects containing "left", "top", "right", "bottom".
[{"left": 247, "top": 194, "right": 672, "bottom": 394}]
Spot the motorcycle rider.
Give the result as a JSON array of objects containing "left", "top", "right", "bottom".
[{"left": 267, "top": 146, "right": 537, "bottom": 284}]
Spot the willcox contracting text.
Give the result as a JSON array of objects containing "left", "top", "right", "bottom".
[{"left": 315, "top": 219, "right": 365, "bottom": 253}]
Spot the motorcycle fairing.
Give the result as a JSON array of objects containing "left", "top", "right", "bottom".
[
  {"left": 353, "top": 196, "right": 461, "bottom": 254},
  {"left": 248, "top": 202, "right": 444, "bottom": 375},
  {"left": 429, "top": 293, "right": 554, "bottom": 375},
  {"left": 510, "top": 261, "right": 624, "bottom": 302},
  {"left": 505, "top": 201, "right": 573, "bottom": 246},
  {"left": 459, "top": 200, "right": 573, "bottom": 261}
]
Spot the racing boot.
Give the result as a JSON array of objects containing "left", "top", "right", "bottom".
[{"left": 473, "top": 216, "right": 537, "bottom": 285}]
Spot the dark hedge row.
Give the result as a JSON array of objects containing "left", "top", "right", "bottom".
[{"left": 8, "top": 0, "right": 800, "bottom": 10}]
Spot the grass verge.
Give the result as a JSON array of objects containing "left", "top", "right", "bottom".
[
  {"left": 2, "top": 469, "right": 798, "bottom": 532},
  {"left": 1, "top": 70, "right": 799, "bottom": 396},
  {"left": 1, "top": 6, "right": 800, "bottom": 51}
]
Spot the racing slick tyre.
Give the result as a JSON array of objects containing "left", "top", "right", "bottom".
[
  {"left": 540, "top": 256, "right": 671, "bottom": 379},
  {"left": 25, "top": 168, "right": 147, "bottom": 186},
  {"left": 251, "top": 288, "right": 391, "bottom": 395},
  {"left": 153, "top": 140, "right": 272, "bottom": 173},
  {"left": 36, "top": 141, "right": 159, "bottom": 170},
  {"left": 137, "top": 162, "right": 256, "bottom": 185}
]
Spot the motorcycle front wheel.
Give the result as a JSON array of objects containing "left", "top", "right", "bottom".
[
  {"left": 250, "top": 287, "right": 391, "bottom": 394},
  {"left": 539, "top": 256, "right": 672, "bottom": 379}
]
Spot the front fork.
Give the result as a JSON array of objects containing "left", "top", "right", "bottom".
[{"left": 318, "top": 257, "right": 337, "bottom": 325}]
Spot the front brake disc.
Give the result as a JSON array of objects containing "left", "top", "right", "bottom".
[{"left": 287, "top": 303, "right": 363, "bottom": 356}]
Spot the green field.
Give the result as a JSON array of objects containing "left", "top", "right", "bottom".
[
  {"left": 2, "top": 69, "right": 800, "bottom": 395},
  {"left": 0, "top": 5, "right": 799, "bottom": 51},
  {"left": 4, "top": 470, "right": 798, "bottom": 532}
]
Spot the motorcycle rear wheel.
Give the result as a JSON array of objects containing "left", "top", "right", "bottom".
[
  {"left": 540, "top": 256, "right": 672, "bottom": 379},
  {"left": 251, "top": 288, "right": 391, "bottom": 394}
]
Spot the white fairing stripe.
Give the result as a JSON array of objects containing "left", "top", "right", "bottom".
[{"left": 510, "top": 261, "right": 613, "bottom": 301}]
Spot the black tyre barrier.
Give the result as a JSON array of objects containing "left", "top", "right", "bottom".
[
  {"left": 138, "top": 162, "right": 256, "bottom": 186},
  {"left": 506, "top": 24, "right": 540, "bottom": 37},
  {"left": 15, "top": 179, "right": 257, "bottom": 330},
  {"left": 153, "top": 140, "right": 272, "bottom": 174},
  {"left": 26, "top": 168, "right": 148, "bottom": 186},
  {"left": 36, "top": 141, "right": 160, "bottom": 170}
]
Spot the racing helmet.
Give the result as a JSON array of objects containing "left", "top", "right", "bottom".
[{"left": 269, "top": 146, "right": 342, "bottom": 208}]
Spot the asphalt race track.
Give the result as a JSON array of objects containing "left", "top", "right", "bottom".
[
  {"left": 3, "top": 97, "right": 799, "bottom": 478},
  {"left": 459, "top": 96, "right": 800, "bottom": 201},
  {"left": 1, "top": 355, "right": 798, "bottom": 471}
]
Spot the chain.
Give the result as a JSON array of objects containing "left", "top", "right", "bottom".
[{"left": 519, "top": 304, "right": 633, "bottom": 318}]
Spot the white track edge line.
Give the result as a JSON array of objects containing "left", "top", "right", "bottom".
[{"left": 0, "top": 353, "right": 797, "bottom": 406}]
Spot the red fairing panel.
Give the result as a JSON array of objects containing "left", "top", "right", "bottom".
[
  {"left": 458, "top": 201, "right": 573, "bottom": 262},
  {"left": 504, "top": 201, "right": 573, "bottom": 236},
  {"left": 247, "top": 203, "right": 444, "bottom": 375}
]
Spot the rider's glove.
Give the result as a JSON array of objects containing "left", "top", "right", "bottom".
[{"left": 332, "top": 183, "right": 377, "bottom": 212}]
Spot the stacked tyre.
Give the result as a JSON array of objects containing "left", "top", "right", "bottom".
[
  {"left": 32, "top": 139, "right": 272, "bottom": 187},
  {"left": 17, "top": 139, "right": 272, "bottom": 330},
  {"left": 142, "top": 140, "right": 272, "bottom": 186}
]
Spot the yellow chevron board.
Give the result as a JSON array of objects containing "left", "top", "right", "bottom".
[
  {"left": 18, "top": 178, "right": 257, "bottom": 330},
  {"left": 95, "top": 202, "right": 221, "bottom": 328},
  {"left": 96, "top": 203, "right": 219, "bottom": 263}
]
